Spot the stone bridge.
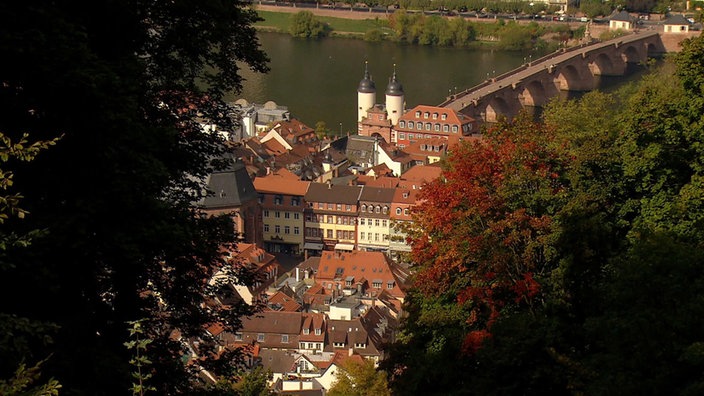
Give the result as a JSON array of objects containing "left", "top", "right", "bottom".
[{"left": 439, "top": 31, "right": 667, "bottom": 124}]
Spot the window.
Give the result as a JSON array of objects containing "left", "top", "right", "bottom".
[
  {"left": 263, "top": 210, "right": 269, "bottom": 218},
  {"left": 416, "top": 123, "right": 422, "bottom": 130},
  {"left": 452, "top": 125, "right": 458, "bottom": 133},
  {"left": 284, "top": 212, "right": 290, "bottom": 219},
  {"left": 383, "top": 234, "right": 389, "bottom": 241},
  {"left": 346, "top": 204, "right": 351, "bottom": 211},
  {"left": 375, "top": 233, "right": 379, "bottom": 241},
  {"left": 360, "top": 218, "right": 365, "bottom": 226},
  {"left": 257, "top": 194, "right": 264, "bottom": 204},
  {"left": 408, "top": 133, "right": 413, "bottom": 139},
  {"left": 284, "top": 226, "right": 290, "bottom": 234},
  {"left": 432, "top": 112, "right": 438, "bottom": 119},
  {"left": 434, "top": 123, "right": 440, "bottom": 131},
  {"left": 399, "top": 121, "right": 405, "bottom": 128},
  {"left": 441, "top": 114, "right": 447, "bottom": 120},
  {"left": 291, "top": 197, "right": 300, "bottom": 206},
  {"left": 375, "top": 219, "right": 380, "bottom": 227},
  {"left": 404, "top": 208, "right": 410, "bottom": 216},
  {"left": 382, "top": 220, "right": 387, "bottom": 227},
  {"left": 315, "top": 328, "right": 321, "bottom": 335},
  {"left": 361, "top": 204, "right": 366, "bottom": 212},
  {"left": 399, "top": 132, "right": 405, "bottom": 139},
  {"left": 274, "top": 195, "right": 282, "bottom": 205},
  {"left": 423, "top": 112, "right": 429, "bottom": 119},
  {"left": 257, "top": 334, "right": 265, "bottom": 342},
  {"left": 387, "top": 281, "right": 395, "bottom": 289},
  {"left": 408, "top": 121, "right": 414, "bottom": 129},
  {"left": 396, "top": 208, "right": 402, "bottom": 215},
  {"left": 327, "top": 216, "right": 333, "bottom": 223},
  {"left": 373, "top": 281, "right": 382, "bottom": 288},
  {"left": 375, "top": 205, "right": 381, "bottom": 213},
  {"left": 361, "top": 232, "right": 365, "bottom": 240},
  {"left": 443, "top": 124, "right": 449, "bottom": 132},
  {"left": 336, "top": 230, "right": 341, "bottom": 239},
  {"left": 294, "top": 227, "right": 300, "bottom": 235},
  {"left": 415, "top": 111, "right": 420, "bottom": 117},
  {"left": 327, "top": 203, "right": 333, "bottom": 210},
  {"left": 308, "top": 343, "right": 315, "bottom": 349},
  {"left": 264, "top": 224, "right": 269, "bottom": 233},
  {"left": 382, "top": 206, "right": 388, "bottom": 214},
  {"left": 303, "top": 328, "right": 310, "bottom": 335},
  {"left": 337, "top": 204, "right": 342, "bottom": 210},
  {"left": 282, "top": 334, "right": 289, "bottom": 343},
  {"left": 294, "top": 213, "right": 300, "bottom": 220},
  {"left": 275, "top": 225, "right": 280, "bottom": 234},
  {"left": 327, "top": 229, "right": 333, "bottom": 238},
  {"left": 425, "top": 123, "right": 431, "bottom": 131},
  {"left": 275, "top": 211, "right": 280, "bottom": 218}
]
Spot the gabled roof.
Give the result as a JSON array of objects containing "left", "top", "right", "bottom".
[
  {"left": 257, "top": 349, "right": 298, "bottom": 375},
  {"left": 201, "top": 160, "right": 258, "bottom": 209},
  {"left": 664, "top": 14, "right": 690, "bottom": 25},
  {"left": 610, "top": 10, "right": 633, "bottom": 21},
  {"left": 304, "top": 182, "right": 362, "bottom": 204},
  {"left": 316, "top": 251, "right": 405, "bottom": 299},
  {"left": 240, "top": 311, "right": 303, "bottom": 334},
  {"left": 399, "top": 164, "right": 442, "bottom": 188},
  {"left": 359, "top": 186, "right": 396, "bottom": 204},
  {"left": 254, "top": 170, "right": 310, "bottom": 195},
  {"left": 267, "top": 289, "right": 302, "bottom": 312},
  {"left": 355, "top": 175, "right": 400, "bottom": 188},
  {"left": 399, "top": 104, "right": 474, "bottom": 125}
]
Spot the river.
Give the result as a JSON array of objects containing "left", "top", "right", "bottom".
[{"left": 230, "top": 32, "right": 647, "bottom": 134}]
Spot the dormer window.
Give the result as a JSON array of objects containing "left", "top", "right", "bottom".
[
  {"left": 415, "top": 111, "right": 420, "bottom": 118},
  {"left": 375, "top": 205, "right": 381, "bottom": 213},
  {"left": 432, "top": 113, "right": 438, "bottom": 119},
  {"left": 396, "top": 207, "right": 402, "bottom": 215},
  {"left": 315, "top": 328, "right": 321, "bottom": 335},
  {"left": 423, "top": 112, "right": 429, "bottom": 119},
  {"left": 399, "top": 121, "right": 405, "bottom": 128},
  {"left": 404, "top": 208, "right": 409, "bottom": 216},
  {"left": 408, "top": 121, "right": 414, "bottom": 129},
  {"left": 303, "top": 328, "right": 310, "bottom": 335},
  {"left": 274, "top": 195, "right": 283, "bottom": 205},
  {"left": 382, "top": 206, "right": 388, "bottom": 214},
  {"left": 361, "top": 204, "right": 366, "bottom": 212},
  {"left": 441, "top": 114, "right": 447, "bottom": 120}
]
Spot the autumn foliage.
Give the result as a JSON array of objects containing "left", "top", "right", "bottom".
[{"left": 408, "top": 113, "right": 569, "bottom": 352}]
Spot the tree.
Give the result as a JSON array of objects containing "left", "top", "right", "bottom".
[
  {"left": 328, "top": 358, "right": 391, "bottom": 396},
  {"left": 289, "top": 11, "right": 329, "bottom": 38},
  {"left": 0, "top": 1, "right": 268, "bottom": 394}
]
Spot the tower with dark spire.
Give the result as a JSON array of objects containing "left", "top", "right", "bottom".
[
  {"left": 357, "top": 61, "right": 376, "bottom": 122},
  {"left": 385, "top": 64, "right": 404, "bottom": 126}
]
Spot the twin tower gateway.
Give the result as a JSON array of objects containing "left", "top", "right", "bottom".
[{"left": 356, "top": 62, "right": 405, "bottom": 127}]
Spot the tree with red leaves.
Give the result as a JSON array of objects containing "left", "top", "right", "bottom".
[{"left": 408, "top": 113, "right": 570, "bottom": 352}]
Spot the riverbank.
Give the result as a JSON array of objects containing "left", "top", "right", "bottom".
[{"left": 252, "top": 5, "right": 599, "bottom": 48}]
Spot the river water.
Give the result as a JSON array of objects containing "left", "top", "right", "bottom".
[{"left": 230, "top": 32, "right": 646, "bottom": 134}]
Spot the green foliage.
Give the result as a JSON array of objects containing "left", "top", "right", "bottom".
[
  {"left": 289, "top": 11, "right": 330, "bottom": 38},
  {"left": 328, "top": 358, "right": 391, "bottom": 396},
  {"left": 0, "top": 359, "right": 61, "bottom": 396},
  {"left": 384, "top": 30, "right": 704, "bottom": 396},
  {"left": 231, "top": 366, "right": 275, "bottom": 396},
  {"left": 0, "top": 1, "right": 268, "bottom": 394},
  {"left": 124, "top": 320, "right": 155, "bottom": 396},
  {"left": 364, "top": 28, "right": 385, "bottom": 41}
]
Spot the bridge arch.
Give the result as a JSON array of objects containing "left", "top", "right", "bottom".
[
  {"left": 621, "top": 45, "right": 643, "bottom": 64},
  {"left": 520, "top": 80, "right": 549, "bottom": 107},
  {"left": 485, "top": 97, "right": 514, "bottom": 123},
  {"left": 554, "top": 64, "right": 593, "bottom": 91},
  {"left": 589, "top": 52, "right": 625, "bottom": 76}
]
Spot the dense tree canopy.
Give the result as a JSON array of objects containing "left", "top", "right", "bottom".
[
  {"left": 384, "top": 33, "right": 704, "bottom": 395},
  {"left": 0, "top": 1, "right": 268, "bottom": 394}
]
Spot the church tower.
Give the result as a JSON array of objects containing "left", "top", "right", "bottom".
[
  {"left": 385, "top": 65, "right": 404, "bottom": 126},
  {"left": 357, "top": 61, "right": 376, "bottom": 123}
]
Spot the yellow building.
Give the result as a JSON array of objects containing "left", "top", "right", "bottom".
[
  {"left": 357, "top": 186, "right": 396, "bottom": 253},
  {"left": 254, "top": 169, "right": 310, "bottom": 255},
  {"left": 304, "top": 183, "right": 362, "bottom": 255}
]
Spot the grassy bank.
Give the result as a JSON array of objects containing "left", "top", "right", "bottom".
[{"left": 255, "top": 10, "right": 390, "bottom": 34}]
